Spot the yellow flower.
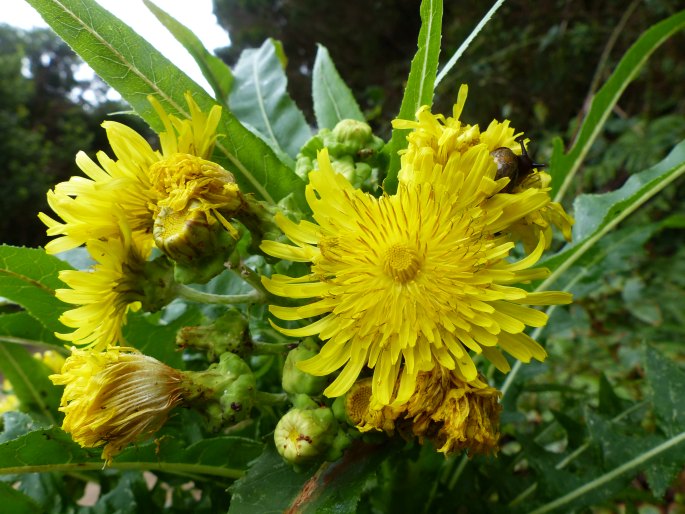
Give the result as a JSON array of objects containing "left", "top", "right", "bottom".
[
  {"left": 50, "top": 346, "right": 185, "bottom": 464},
  {"left": 261, "top": 149, "right": 571, "bottom": 408},
  {"left": 0, "top": 379, "right": 19, "bottom": 415},
  {"left": 33, "top": 350, "right": 67, "bottom": 373},
  {"left": 345, "top": 370, "right": 501, "bottom": 456},
  {"left": 392, "top": 84, "right": 573, "bottom": 251},
  {"left": 39, "top": 92, "right": 233, "bottom": 255},
  {"left": 55, "top": 228, "right": 158, "bottom": 349}
]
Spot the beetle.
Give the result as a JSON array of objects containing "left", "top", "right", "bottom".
[{"left": 490, "top": 137, "right": 546, "bottom": 193}]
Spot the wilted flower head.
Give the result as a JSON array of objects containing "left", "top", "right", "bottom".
[
  {"left": 346, "top": 369, "right": 501, "bottom": 456},
  {"left": 50, "top": 346, "right": 185, "bottom": 464},
  {"left": 261, "top": 148, "right": 571, "bottom": 408}
]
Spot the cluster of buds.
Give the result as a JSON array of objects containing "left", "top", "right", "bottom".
[{"left": 296, "top": 119, "right": 386, "bottom": 190}]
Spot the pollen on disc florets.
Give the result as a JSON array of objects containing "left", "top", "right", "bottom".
[{"left": 384, "top": 243, "right": 421, "bottom": 283}]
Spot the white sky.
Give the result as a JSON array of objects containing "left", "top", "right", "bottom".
[{"left": 5, "top": 0, "right": 231, "bottom": 97}]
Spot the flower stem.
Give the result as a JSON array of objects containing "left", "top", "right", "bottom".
[
  {"left": 256, "top": 391, "right": 288, "bottom": 406},
  {"left": 0, "top": 461, "right": 244, "bottom": 479},
  {"left": 174, "top": 283, "right": 264, "bottom": 305},
  {"left": 227, "top": 262, "right": 272, "bottom": 300},
  {"left": 252, "top": 341, "right": 292, "bottom": 355}
]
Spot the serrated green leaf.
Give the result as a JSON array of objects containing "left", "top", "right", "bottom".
[
  {"left": 537, "top": 139, "right": 685, "bottom": 291},
  {"left": 0, "top": 245, "right": 71, "bottom": 333},
  {"left": 0, "top": 343, "right": 61, "bottom": 425},
  {"left": 0, "top": 426, "right": 92, "bottom": 473},
  {"left": 26, "top": 0, "right": 306, "bottom": 209},
  {"left": 143, "top": 0, "right": 233, "bottom": 102},
  {"left": 298, "top": 442, "right": 388, "bottom": 514},
  {"left": 230, "top": 39, "right": 311, "bottom": 159},
  {"left": 383, "top": 0, "right": 443, "bottom": 193},
  {"left": 82, "top": 472, "right": 153, "bottom": 514},
  {"left": 228, "top": 445, "right": 319, "bottom": 514},
  {"left": 0, "top": 482, "right": 44, "bottom": 514},
  {"left": 311, "top": 44, "right": 365, "bottom": 130},
  {"left": 116, "top": 435, "right": 263, "bottom": 473},
  {"left": 645, "top": 345, "right": 685, "bottom": 436},
  {"left": 598, "top": 374, "right": 630, "bottom": 418},
  {"left": 0, "top": 411, "right": 40, "bottom": 444},
  {"left": 551, "top": 10, "right": 685, "bottom": 201},
  {"left": 528, "top": 414, "right": 685, "bottom": 514},
  {"left": 0, "top": 424, "right": 256, "bottom": 480}
]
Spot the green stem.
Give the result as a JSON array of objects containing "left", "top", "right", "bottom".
[
  {"left": 529, "top": 429, "right": 685, "bottom": 514},
  {"left": 435, "top": 0, "right": 508, "bottom": 86},
  {"left": 0, "top": 461, "right": 244, "bottom": 479},
  {"left": 0, "top": 337, "right": 70, "bottom": 355},
  {"left": 447, "top": 454, "right": 469, "bottom": 490},
  {"left": 256, "top": 391, "right": 289, "bottom": 406},
  {"left": 508, "top": 400, "right": 650, "bottom": 507},
  {"left": 174, "top": 283, "right": 264, "bottom": 305},
  {"left": 227, "top": 262, "right": 272, "bottom": 300},
  {"left": 252, "top": 341, "right": 292, "bottom": 355}
]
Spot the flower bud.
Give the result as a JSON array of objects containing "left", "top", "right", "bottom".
[
  {"left": 274, "top": 407, "right": 338, "bottom": 464},
  {"left": 154, "top": 202, "right": 239, "bottom": 284},
  {"left": 176, "top": 309, "right": 250, "bottom": 359},
  {"left": 182, "top": 352, "right": 256, "bottom": 431},
  {"left": 294, "top": 120, "right": 385, "bottom": 189},
  {"left": 282, "top": 340, "right": 328, "bottom": 395}
]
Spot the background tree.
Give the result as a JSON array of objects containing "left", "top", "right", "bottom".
[{"left": 0, "top": 25, "right": 147, "bottom": 248}]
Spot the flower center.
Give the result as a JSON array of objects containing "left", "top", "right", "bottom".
[{"left": 384, "top": 243, "right": 421, "bottom": 283}]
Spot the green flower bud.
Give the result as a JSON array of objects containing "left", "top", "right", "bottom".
[
  {"left": 331, "top": 119, "right": 372, "bottom": 148},
  {"left": 295, "top": 120, "right": 385, "bottom": 190},
  {"left": 182, "top": 353, "right": 256, "bottom": 431},
  {"left": 139, "top": 256, "right": 176, "bottom": 312},
  {"left": 325, "top": 429, "right": 353, "bottom": 462},
  {"left": 154, "top": 202, "right": 239, "bottom": 284},
  {"left": 274, "top": 407, "right": 338, "bottom": 464},
  {"left": 219, "top": 372, "right": 256, "bottom": 425},
  {"left": 282, "top": 340, "right": 328, "bottom": 395},
  {"left": 176, "top": 309, "right": 250, "bottom": 359}
]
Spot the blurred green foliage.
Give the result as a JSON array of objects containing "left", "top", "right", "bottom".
[{"left": 0, "top": 25, "right": 149, "bottom": 247}]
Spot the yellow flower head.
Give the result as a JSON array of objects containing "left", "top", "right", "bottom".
[
  {"left": 393, "top": 84, "right": 573, "bottom": 251},
  {"left": 39, "top": 92, "right": 229, "bottom": 255},
  {"left": 261, "top": 149, "right": 572, "bottom": 408},
  {"left": 50, "top": 346, "right": 185, "bottom": 464},
  {"left": 55, "top": 228, "right": 153, "bottom": 349},
  {"left": 346, "top": 369, "right": 501, "bottom": 456}
]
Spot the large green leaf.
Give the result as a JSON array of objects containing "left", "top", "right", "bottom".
[
  {"left": 230, "top": 39, "right": 311, "bottom": 160},
  {"left": 0, "top": 482, "right": 43, "bottom": 514},
  {"left": 228, "top": 441, "right": 387, "bottom": 513},
  {"left": 311, "top": 44, "right": 365, "bottom": 130},
  {"left": 537, "top": 138, "right": 685, "bottom": 291},
  {"left": 382, "top": 0, "right": 443, "bottom": 193},
  {"left": 551, "top": 10, "right": 685, "bottom": 201},
  {"left": 228, "top": 445, "right": 319, "bottom": 514},
  {"left": 0, "top": 421, "right": 259, "bottom": 480},
  {"left": 26, "top": 0, "right": 305, "bottom": 208},
  {"left": 143, "top": 0, "right": 233, "bottom": 102},
  {"left": 0, "top": 312, "right": 63, "bottom": 348},
  {"left": 0, "top": 245, "right": 71, "bottom": 333},
  {"left": 0, "top": 342, "right": 61, "bottom": 425}
]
